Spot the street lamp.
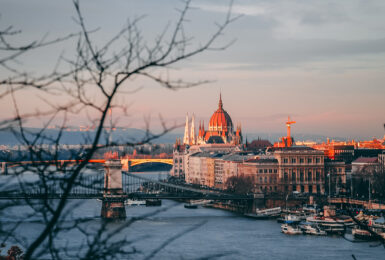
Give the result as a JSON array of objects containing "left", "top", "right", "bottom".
[
  {"left": 369, "top": 176, "right": 372, "bottom": 203},
  {"left": 327, "top": 172, "right": 331, "bottom": 202}
]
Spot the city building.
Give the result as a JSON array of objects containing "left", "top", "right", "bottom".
[
  {"left": 312, "top": 139, "right": 354, "bottom": 163},
  {"left": 214, "top": 153, "right": 253, "bottom": 189},
  {"left": 186, "top": 152, "right": 221, "bottom": 186},
  {"left": 271, "top": 147, "right": 326, "bottom": 194},
  {"left": 184, "top": 151, "right": 252, "bottom": 188},
  {"left": 239, "top": 157, "right": 279, "bottom": 194},
  {"left": 171, "top": 139, "right": 187, "bottom": 178},
  {"left": 172, "top": 99, "right": 357, "bottom": 196},
  {"left": 171, "top": 94, "right": 243, "bottom": 179},
  {"left": 179, "top": 145, "right": 349, "bottom": 196},
  {"left": 379, "top": 153, "right": 385, "bottom": 166},
  {"left": 325, "top": 160, "right": 347, "bottom": 195},
  {"left": 245, "top": 138, "right": 272, "bottom": 152},
  {"left": 184, "top": 94, "right": 243, "bottom": 145},
  {"left": 351, "top": 157, "right": 379, "bottom": 175},
  {"left": 357, "top": 137, "right": 385, "bottom": 149}
]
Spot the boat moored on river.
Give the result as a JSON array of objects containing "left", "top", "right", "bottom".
[
  {"left": 184, "top": 204, "right": 198, "bottom": 209},
  {"left": 125, "top": 199, "right": 146, "bottom": 206},
  {"left": 299, "top": 223, "right": 327, "bottom": 236},
  {"left": 306, "top": 216, "right": 345, "bottom": 235},
  {"left": 284, "top": 214, "right": 301, "bottom": 224},
  {"left": 352, "top": 227, "right": 376, "bottom": 240},
  {"left": 245, "top": 207, "right": 281, "bottom": 220},
  {"left": 281, "top": 224, "right": 303, "bottom": 235}
]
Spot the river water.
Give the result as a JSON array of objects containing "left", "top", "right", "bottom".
[{"left": 1, "top": 171, "right": 384, "bottom": 259}]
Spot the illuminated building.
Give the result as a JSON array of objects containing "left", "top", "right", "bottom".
[{"left": 184, "top": 94, "right": 242, "bottom": 145}]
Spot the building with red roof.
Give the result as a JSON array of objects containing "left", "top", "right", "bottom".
[{"left": 184, "top": 94, "right": 242, "bottom": 145}]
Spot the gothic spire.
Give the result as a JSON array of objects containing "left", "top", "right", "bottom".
[
  {"left": 218, "top": 92, "right": 223, "bottom": 109},
  {"left": 183, "top": 113, "right": 190, "bottom": 145},
  {"left": 190, "top": 114, "right": 196, "bottom": 145}
]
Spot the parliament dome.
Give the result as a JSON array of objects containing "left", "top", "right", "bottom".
[{"left": 208, "top": 94, "right": 233, "bottom": 132}]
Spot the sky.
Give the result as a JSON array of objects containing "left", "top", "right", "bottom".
[{"left": 1, "top": 0, "right": 385, "bottom": 140}]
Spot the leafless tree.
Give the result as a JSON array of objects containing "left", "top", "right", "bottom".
[
  {"left": 225, "top": 175, "right": 254, "bottom": 195},
  {"left": 0, "top": 0, "right": 239, "bottom": 259}
]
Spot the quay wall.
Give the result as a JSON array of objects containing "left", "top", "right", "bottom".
[
  {"left": 265, "top": 198, "right": 305, "bottom": 209},
  {"left": 205, "top": 202, "right": 251, "bottom": 214}
]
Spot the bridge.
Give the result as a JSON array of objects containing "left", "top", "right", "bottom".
[
  {"left": 0, "top": 159, "right": 252, "bottom": 219},
  {"left": 1, "top": 158, "right": 173, "bottom": 173},
  {"left": 120, "top": 158, "right": 173, "bottom": 171}
]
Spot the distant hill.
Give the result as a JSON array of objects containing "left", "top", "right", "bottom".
[
  {"left": 0, "top": 127, "right": 168, "bottom": 146},
  {"left": 244, "top": 133, "right": 347, "bottom": 144},
  {"left": 0, "top": 128, "right": 346, "bottom": 146}
]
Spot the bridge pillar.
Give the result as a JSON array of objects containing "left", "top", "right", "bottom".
[
  {"left": 121, "top": 159, "right": 129, "bottom": 171},
  {"left": 127, "top": 160, "right": 131, "bottom": 172},
  {"left": 101, "top": 159, "right": 126, "bottom": 220},
  {"left": 1, "top": 162, "right": 7, "bottom": 175}
]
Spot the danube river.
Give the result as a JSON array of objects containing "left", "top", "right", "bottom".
[{"left": 1, "top": 171, "right": 384, "bottom": 259}]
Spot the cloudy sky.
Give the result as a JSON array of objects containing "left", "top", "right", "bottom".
[{"left": 1, "top": 0, "right": 385, "bottom": 140}]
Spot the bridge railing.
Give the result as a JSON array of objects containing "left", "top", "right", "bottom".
[
  {"left": 0, "top": 170, "right": 253, "bottom": 200},
  {"left": 122, "top": 172, "right": 252, "bottom": 200}
]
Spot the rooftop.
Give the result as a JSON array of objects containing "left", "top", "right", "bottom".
[
  {"left": 352, "top": 157, "right": 378, "bottom": 164},
  {"left": 245, "top": 158, "right": 278, "bottom": 164},
  {"left": 269, "top": 146, "right": 322, "bottom": 154}
]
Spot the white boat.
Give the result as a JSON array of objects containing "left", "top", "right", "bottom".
[
  {"left": 125, "top": 199, "right": 146, "bottom": 206},
  {"left": 352, "top": 227, "right": 374, "bottom": 240},
  {"left": 284, "top": 214, "right": 301, "bottom": 224},
  {"left": 352, "top": 218, "right": 385, "bottom": 241},
  {"left": 184, "top": 203, "right": 198, "bottom": 209},
  {"left": 188, "top": 199, "right": 213, "bottom": 206},
  {"left": 306, "top": 216, "right": 345, "bottom": 234},
  {"left": 320, "top": 222, "right": 345, "bottom": 235},
  {"left": 281, "top": 224, "right": 303, "bottom": 235},
  {"left": 246, "top": 207, "right": 281, "bottom": 220},
  {"left": 300, "top": 223, "right": 327, "bottom": 236}
]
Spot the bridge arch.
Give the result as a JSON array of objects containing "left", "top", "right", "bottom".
[{"left": 120, "top": 159, "right": 173, "bottom": 171}]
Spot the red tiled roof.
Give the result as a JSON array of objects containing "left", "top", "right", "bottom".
[
  {"left": 352, "top": 157, "right": 378, "bottom": 164},
  {"left": 248, "top": 139, "right": 272, "bottom": 149},
  {"left": 208, "top": 94, "right": 233, "bottom": 131}
]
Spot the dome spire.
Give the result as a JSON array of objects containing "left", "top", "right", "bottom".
[{"left": 218, "top": 92, "right": 223, "bottom": 109}]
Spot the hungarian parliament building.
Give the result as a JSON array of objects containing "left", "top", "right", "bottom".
[
  {"left": 171, "top": 94, "right": 347, "bottom": 196},
  {"left": 182, "top": 94, "right": 242, "bottom": 146}
]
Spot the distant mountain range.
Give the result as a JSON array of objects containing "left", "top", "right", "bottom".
[
  {"left": 244, "top": 133, "right": 347, "bottom": 144},
  {"left": 0, "top": 127, "right": 147, "bottom": 146},
  {"left": 0, "top": 127, "right": 346, "bottom": 146}
]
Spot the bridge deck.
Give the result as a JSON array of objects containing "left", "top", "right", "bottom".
[
  {"left": 0, "top": 171, "right": 252, "bottom": 201},
  {"left": 0, "top": 193, "right": 250, "bottom": 200}
]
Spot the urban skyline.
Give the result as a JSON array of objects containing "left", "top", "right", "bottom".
[
  {"left": 1, "top": 0, "right": 384, "bottom": 139},
  {"left": 1, "top": 1, "right": 385, "bottom": 258}
]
